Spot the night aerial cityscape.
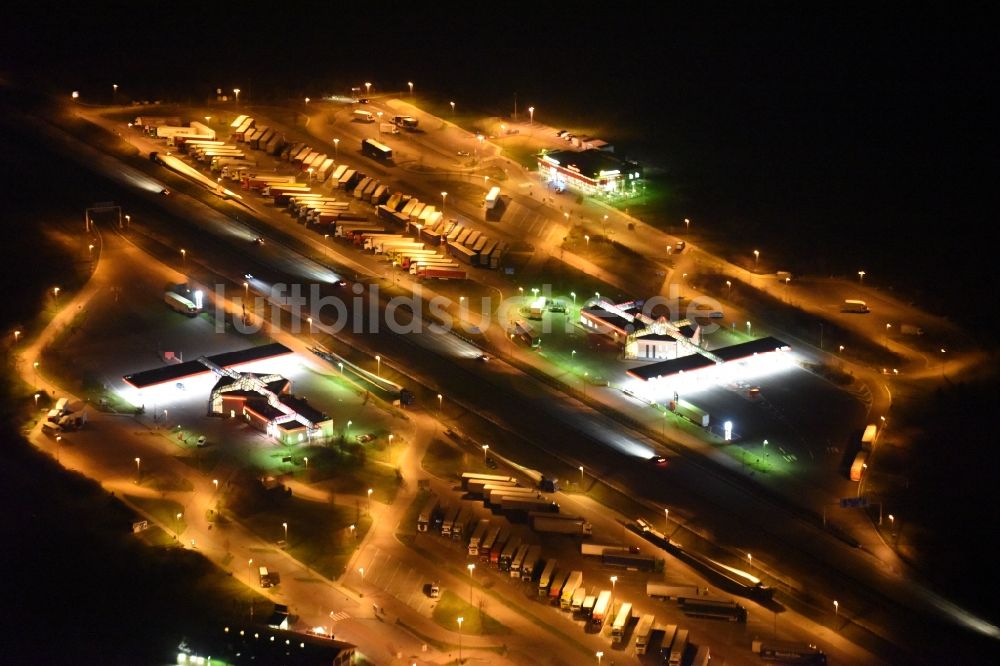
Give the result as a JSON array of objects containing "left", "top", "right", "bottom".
[{"left": 1, "top": 4, "right": 997, "bottom": 665}]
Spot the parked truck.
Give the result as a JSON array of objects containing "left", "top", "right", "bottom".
[
  {"left": 537, "top": 558, "right": 557, "bottom": 597},
  {"left": 850, "top": 450, "right": 869, "bottom": 481},
  {"left": 647, "top": 582, "right": 702, "bottom": 600},
  {"left": 467, "top": 518, "right": 490, "bottom": 555},
  {"left": 379, "top": 122, "right": 399, "bottom": 135},
  {"left": 611, "top": 602, "right": 634, "bottom": 644},
  {"left": 416, "top": 494, "right": 439, "bottom": 533},
  {"left": 164, "top": 291, "right": 198, "bottom": 316},
  {"left": 531, "top": 513, "right": 593, "bottom": 536},
  {"left": 841, "top": 299, "right": 870, "bottom": 313},
  {"left": 591, "top": 590, "right": 612, "bottom": 628},
  {"left": 670, "top": 398, "right": 710, "bottom": 427},
  {"left": 521, "top": 545, "right": 542, "bottom": 581},
  {"left": 559, "top": 571, "right": 584, "bottom": 610},
  {"left": 580, "top": 543, "right": 619, "bottom": 557},
  {"left": 634, "top": 614, "right": 655, "bottom": 655}
]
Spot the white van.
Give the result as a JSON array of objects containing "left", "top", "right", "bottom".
[{"left": 352, "top": 110, "right": 375, "bottom": 123}]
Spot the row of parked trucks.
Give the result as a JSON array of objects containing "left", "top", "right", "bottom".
[{"left": 377, "top": 195, "right": 508, "bottom": 269}]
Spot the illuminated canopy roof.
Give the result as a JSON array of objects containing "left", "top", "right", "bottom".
[
  {"left": 627, "top": 336, "right": 790, "bottom": 381},
  {"left": 123, "top": 342, "right": 292, "bottom": 389},
  {"left": 539, "top": 149, "right": 638, "bottom": 180}
]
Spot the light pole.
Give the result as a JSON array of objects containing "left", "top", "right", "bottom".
[
  {"left": 53, "top": 286, "right": 60, "bottom": 299},
  {"left": 747, "top": 552, "right": 753, "bottom": 573},
  {"left": 176, "top": 512, "right": 183, "bottom": 532},
  {"left": 346, "top": 420, "right": 352, "bottom": 439},
  {"left": 349, "top": 524, "right": 356, "bottom": 539},
  {"left": 664, "top": 508, "right": 669, "bottom": 534},
  {"left": 858, "top": 270, "right": 866, "bottom": 284},
  {"left": 375, "top": 355, "right": 381, "bottom": 377},
  {"left": 88, "top": 244, "right": 94, "bottom": 259},
  {"left": 885, "top": 323, "right": 891, "bottom": 346},
  {"left": 364, "top": 82, "right": 371, "bottom": 97},
  {"left": 570, "top": 291, "right": 576, "bottom": 306},
  {"left": 579, "top": 465, "right": 584, "bottom": 486},
  {"left": 482, "top": 444, "right": 489, "bottom": 460},
  {"left": 467, "top": 563, "right": 475, "bottom": 605},
  {"left": 34, "top": 393, "right": 40, "bottom": 408},
  {"left": 584, "top": 234, "right": 590, "bottom": 247},
  {"left": 437, "top": 393, "right": 443, "bottom": 413},
  {"left": 457, "top": 617, "right": 464, "bottom": 664},
  {"left": 762, "top": 439, "right": 768, "bottom": 467},
  {"left": 834, "top": 600, "right": 839, "bottom": 617},
  {"left": 134, "top": 457, "right": 141, "bottom": 482},
  {"left": 596, "top": 651, "right": 604, "bottom": 665},
  {"left": 367, "top": 488, "right": 373, "bottom": 515},
  {"left": 753, "top": 249, "right": 760, "bottom": 271},
  {"left": 213, "top": 478, "right": 219, "bottom": 492},
  {"left": 233, "top": 88, "right": 240, "bottom": 103},
  {"left": 282, "top": 521, "right": 288, "bottom": 543},
  {"left": 359, "top": 566, "right": 365, "bottom": 583},
  {"left": 441, "top": 191, "right": 447, "bottom": 213},
  {"left": 450, "top": 101, "right": 455, "bottom": 115},
  {"left": 407, "top": 81, "right": 413, "bottom": 96},
  {"left": 248, "top": 558, "right": 254, "bottom": 585},
  {"left": 684, "top": 218, "right": 690, "bottom": 233},
  {"left": 528, "top": 106, "right": 534, "bottom": 125},
  {"left": 333, "top": 138, "right": 340, "bottom": 160},
  {"left": 376, "top": 111, "right": 383, "bottom": 139},
  {"left": 940, "top": 348, "right": 947, "bottom": 378},
  {"left": 13, "top": 330, "right": 21, "bottom": 343},
  {"left": 181, "top": 248, "right": 186, "bottom": 266},
  {"left": 726, "top": 280, "right": 732, "bottom": 297}
]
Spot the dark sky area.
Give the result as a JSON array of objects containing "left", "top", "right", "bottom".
[{"left": 2, "top": 2, "right": 996, "bottom": 322}]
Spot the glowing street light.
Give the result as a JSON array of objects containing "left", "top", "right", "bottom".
[
  {"left": 407, "top": 81, "right": 414, "bottom": 95},
  {"left": 570, "top": 291, "right": 576, "bottom": 305},
  {"left": 13, "top": 330, "right": 21, "bottom": 343},
  {"left": 753, "top": 249, "right": 760, "bottom": 271},
  {"left": 349, "top": 524, "right": 356, "bottom": 538},
  {"left": 584, "top": 234, "right": 590, "bottom": 246},
  {"left": 248, "top": 558, "right": 254, "bottom": 584},
  {"left": 528, "top": 106, "right": 535, "bottom": 124},
  {"left": 367, "top": 488, "right": 373, "bottom": 514},
  {"left": 358, "top": 566, "right": 365, "bottom": 582},
  {"left": 596, "top": 651, "right": 604, "bottom": 665},
  {"left": 364, "top": 82, "right": 371, "bottom": 97},
  {"left": 304, "top": 97, "right": 310, "bottom": 104},
  {"left": 482, "top": 444, "right": 489, "bottom": 460},
  {"left": 684, "top": 217, "right": 690, "bottom": 233},
  {"left": 71, "top": 91, "right": 79, "bottom": 100},
  {"left": 441, "top": 191, "right": 447, "bottom": 212},
  {"left": 437, "top": 393, "right": 443, "bottom": 412},
  {"left": 233, "top": 88, "right": 240, "bottom": 103},
  {"left": 664, "top": 507, "right": 669, "bottom": 533},
  {"left": 34, "top": 393, "right": 40, "bottom": 407},
  {"left": 858, "top": 270, "right": 866, "bottom": 284},
  {"left": 213, "top": 478, "right": 219, "bottom": 491},
  {"left": 180, "top": 248, "right": 186, "bottom": 265},
  {"left": 53, "top": 286, "right": 60, "bottom": 298},
  {"left": 333, "top": 138, "right": 340, "bottom": 159},
  {"left": 747, "top": 552, "right": 753, "bottom": 572},
  {"left": 282, "top": 521, "right": 288, "bottom": 543},
  {"left": 450, "top": 101, "right": 455, "bottom": 115},
  {"left": 839, "top": 345, "right": 845, "bottom": 353},
  {"left": 579, "top": 465, "right": 584, "bottom": 486},
  {"left": 726, "top": 280, "right": 732, "bottom": 297},
  {"left": 375, "top": 355, "right": 381, "bottom": 377},
  {"left": 457, "top": 617, "right": 464, "bottom": 664},
  {"left": 134, "top": 457, "right": 141, "bottom": 481},
  {"left": 467, "top": 563, "right": 476, "bottom": 604},
  {"left": 834, "top": 600, "right": 839, "bottom": 616}
]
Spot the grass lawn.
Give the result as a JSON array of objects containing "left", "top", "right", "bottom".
[
  {"left": 422, "top": 437, "right": 465, "bottom": 481},
  {"left": 230, "top": 492, "right": 369, "bottom": 580},
  {"left": 294, "top": 444, "right": 403, "bottom": 505},
  {"left": 125, "top": 494, "right": 189, "bottom": 536},
  {"left": 431, "top": 590, "right": 509, "bottom": 636}
]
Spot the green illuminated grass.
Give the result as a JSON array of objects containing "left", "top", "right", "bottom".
[{"left": 431, "top": 590, "right": 509, "bottom": 636}]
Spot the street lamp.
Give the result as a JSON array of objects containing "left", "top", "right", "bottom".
[
  {"left": 407, "top": 81, "right": 413, "bottom": 96},
  {"left": 282, "top": 522, "right": 288, "bottom": 543},
  {"left": 584, "top": 234, "right": 590, "bottom": 246},
  {"left": 437, "top": 393, "right": 443, "bottom": 413},
  {"left": 349, "top": 524, "right": 356, "bottom": 539},
  {"left": 375, "top": 355, "right": 381, "bottom": 377},
  {"left": 88, "top": 244, "right": 94, "bottom": 258},
  {"left": 359, "top": 566, "right": 365, "bottom": 582},
  {"left": 33, "top": 393, "right": 39, "bottom": 407},
  {"left": 762, "top": 439, "right": 768, "bottom": 466},
  {"left": 858, "top": 270, "right": 866, "bottom": 284},
  {"left": 346, "top": 420, "right": 352, "bottom": 438},
  {"left": 579, "top": 466, "right": 584, "bottom": 486},
  {"left": 684, "top": 218, "right": 690, "bottom": 233},
  {"left": 180, "top": 248, "right": 186, "bottom": 266},
  {"left": 834, "top": 600, "right": 839, "bottom": 616},
  {"left": 753, "top": 249, "right": 760, "bottom": 271},
  {"left": 13, "top": 330, "right": 21, "bottom": 343},
  {"left": 596, "top": 651, "right": 604, "bottom": 665},
  {"left": 726, "top": 280, "right": 732, "bottom": 297},
  {"left": 364, "top": 82, "right": 371, "bottom": 97},
  {"left": 570, "top": 291, "right": 576, "bottom": 305},
  {"left": 528, "top": 106, "right": 534, "bottom": 125},
  {"left": 747, "top": 552, "right": 753, "bottom": 573},
  {"left": 482, "top": 444, "right": 489, "bottom": 460},
  {"left": 664, "top": 508, "right": 669, "bottom": 533},
  {"left": 441, "top": 191, "right": 447, "bottom": 213},
  {"left": 450, "top": 101, "right": 455, "bottom": 115},
  {"left": 248, "top": 558, "right": 254, "bottom": 584},
  {"left": 304, "top": 97, "right": 310, "bottom": 104},
  {"left": 457, "top": 617, "right": 464, "bottom": 664},
  {"left": 53, "top": 286, "right": 60, "bottom": 298},
  {"left": 333, "top": 138, "right": 340, "bottom": 159},
  {"left": 213, "top": 478, "right": 219, "bottom": 491},
  {"left": 134, "top": 457, "right": 141, "bottom": 481},
  {"left": 467, "top": 563, "right": 475, "bottom": 605},
  {"left": 233, "top": 88, "right": 240, "bottom": 103},
  {"left": 71, "top": 91, "right": 79, "bottom": 100},
  {"left": 839, "top": 345, "right": 845, "bottom": 353},
  {"left": 367, "top": 488, "right": 373, "bottom": 515}
]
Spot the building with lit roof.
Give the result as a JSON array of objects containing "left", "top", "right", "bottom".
[{"left": 537, "top": 149, "right": 641, "bottom": 196}]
